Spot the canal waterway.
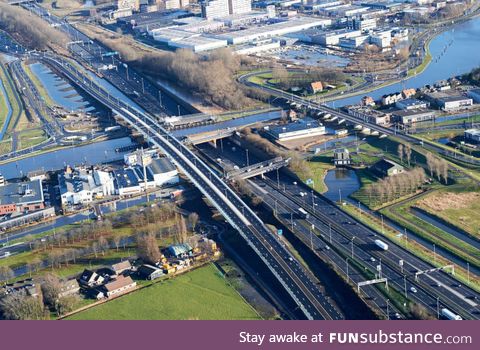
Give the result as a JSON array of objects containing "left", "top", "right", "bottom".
[
  {"left": 30, "top": 62, "right": 96, "bottom": 112},
  {"left": 331, "top": 17, "right": 480, "bottom": 106},
  {"left": 0, "top": 136, "right": 135, "bottom": 179}
]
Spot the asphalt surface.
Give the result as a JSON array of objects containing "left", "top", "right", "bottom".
[
  {"left": 197, "top": 140, "right": 480, "bottom": 320},
  {"left": 38, "top": 51, "right": 344, "bottom": 320}
]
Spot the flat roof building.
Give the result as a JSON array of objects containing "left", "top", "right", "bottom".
[
  {"left": 424, "top": 91, "right": 473, "bottom": 111},
  {"left": 266, "top": 118, "right": 326, "bottom": 141},
  {"left": 215, "top": 17, "right": 332, "bottom": 44},
  {"left": 0, "top": 180, "right": 44, "bottom": 216},
  {"left": 168, "top": 36, "right": 229, "bottom": 52},
  {"left": 395, "top": 98, "right": 429, "bottom": 110},
  {"left": 391, "top": 108, "right": 436, "bottom": 125},
  {"left": 465, "top": 129, "right": 480, "bottom": 144}
]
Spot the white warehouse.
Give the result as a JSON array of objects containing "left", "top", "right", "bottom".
[{"left": 215, "top": 17, "right": 332, "bottom": 45}]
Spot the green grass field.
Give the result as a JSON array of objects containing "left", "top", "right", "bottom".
[{"left": 67, "top": 264, "right": 261, "bottom": 320}]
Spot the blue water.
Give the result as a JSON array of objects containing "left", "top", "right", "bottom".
[
  {"left": 0, "top": 137, "right": 135, "bottom": 179},
  {"left": 0, "top": 79, "right": 12, "bottom": 140},
  {"left": 29, "top": 62, "right": 94, "bottom": 112},
  {"left": 322, "top": 169, "right": 361, "bottom": 202},
  {"left": 331, "top": 17, "right": 480, "bottom": 106}
]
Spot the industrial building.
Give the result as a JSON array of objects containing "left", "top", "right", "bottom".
[
  {"left": 464, "top": 129, "right": 480, "bottom": 144},
  {"left": 313, "top": 29, "right": 362, "bottom": 46},
  {"left": 424, "top": 91, "right": 473, "bottom": 111},
  {"left": 467, "top": 88, "right": 480, "bottom": 103},
  {"left": 215, "top": 17, "right": 332, "bottom": 44},
  {"left": 201, "top": 0, "right": 252, "bottom": 20},
  {"left": 266, "top": 118, "right": 326, "bottom": 141},
  {"left": 0, "top": 180, "right": 45, "bottom": 216},
  {"left": 395, "top": 98, "right": 429, "bottom": 110},
  {"left": 347, "top": 106, "right": 390, "bottom": 125},
  {"left": 339, "top": 34, "right": 369, "bottom": 48},
  {"left": 391, "top": 108, "right": 436, "bottom": 125},
  {"left": 169, "top": 35, "right": 228, "bottom": 52}
]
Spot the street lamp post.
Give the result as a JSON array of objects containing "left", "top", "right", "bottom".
[
  {"left": 346, "top": 258, "right": 349, "bottom": 282},
  {"left": 386, "top": 299, "right": 390, "bottom": 320},
  {"left": 351, "top": 237, "right": 355, "bottom": 258},
  {"left": 437, "top": 297, "right": 440, "bottom": 319},
  {"left": 329, "top": 223, "right": 332, "bottom": 243}
]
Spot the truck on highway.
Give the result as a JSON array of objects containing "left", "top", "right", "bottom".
[
  {"left": 441, "top": 308, "right": 462, "bottom": 320},
  {"left": 374, "top": 239, "right": 389, "bottom": 251},
  {"left": 298, "top": 207, "right": 309, "bottom": 219}
]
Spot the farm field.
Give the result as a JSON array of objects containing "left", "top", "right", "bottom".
[{"left": 67, "top": 264, "right": 261, "bottom": 320}]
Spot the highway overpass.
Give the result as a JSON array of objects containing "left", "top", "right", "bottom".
[{"left": 38, "top": 52, "right": 343, "bottom": 320}]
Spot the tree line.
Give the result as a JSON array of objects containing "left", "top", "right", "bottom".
[
  {"left": 425, "top": 152, "right": 449, "bottom": 184},
  {"left": 0, "top": 3, "right": 68, "bottom": 51},
  {"left": 272, "top": 66, "right": 347, "bottom": 91},
  {"left": 363, "top": 167, "right": 426, "bottom": 206},
  {"left": 93, "top": 31, "right": 259, "bottom": 110},
  {"left": 0, "top": 272, "right": 81, "bottom": 320}
]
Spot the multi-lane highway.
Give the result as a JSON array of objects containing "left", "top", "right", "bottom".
[
  {"left": 196, "top": 140, "right": 480, "bottom": 320},
  {"left": 36, "top": 52, "right": 344, "bottom": 320}
]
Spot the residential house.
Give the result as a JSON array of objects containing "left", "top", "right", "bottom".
[
  {"left": 308, "top": 81, "right": 323, "bottom": 94},
  {"left": 361, "top": 96, "right": 375, "bottom": 106},
  {"left": 401, "top": 88, "right": 416, "bottom": 99},
  {"left": 109, "top": 260, "right": 133, "bottom": 275},
  {"left": 78, "top": 269, "right": 105, "bottom": 288},
  {"left": 98, "top": 276, "right": 137, "bottom": 297},
  {"left": 371, "top": 159, "right": 405, "bottom": 177},
  {"left": 58, "top": 279, "right": 80, "bottom": 298},
  {"left": 381, "top": 93, "right": 403, "bottom": 106}
]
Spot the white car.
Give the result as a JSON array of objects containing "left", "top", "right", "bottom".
[{"left": 410, "top": 287, "right": 417, "bottom": 293}]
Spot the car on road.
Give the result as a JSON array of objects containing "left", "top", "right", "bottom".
[
  {"left": 410, "top": 287, "right": 417, "bottom": 293},
  {"left": 370, "top": 257, "right": 376, "bottom": 262}
]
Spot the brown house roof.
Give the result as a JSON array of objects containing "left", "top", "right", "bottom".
[
  {"left": 111, "top": 260, "right": 132, "bottom": 273},
  {"left": 103, "top": 276, "right": 135, "bottom": 292}
]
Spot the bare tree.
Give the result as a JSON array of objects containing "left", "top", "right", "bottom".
[
  {"left": 398, "top": 144, "right": 404, "bottom": 164},
  {"left": 0, "top": 290, "right": 45, "bottom": 320},
  {"left": 41, "top": 273, "right": 61, "bottom": 308},
  {"left": 404, "top": 144, "right": 412, "bottom": 166},
  {"left": 112, "top": 235, "right": 122, "bottom": 252},
  {"left": 0, "top": 266, "right": 14, "bottom": 284},
  {"left": 136, "top": 233, "right": 161, "bottom": 264},
  {"left": 98, "top": 236, "right": 109, "bottom": 256},
  {"left": 187, "top": 212, "right": 199, "bottom": 232}
]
